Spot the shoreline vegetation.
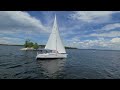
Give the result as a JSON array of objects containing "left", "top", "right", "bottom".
[
  {"left": 0, "top": 44, "right": 78, "bottom": 49},
  {"left": 1, "top": 43, "right": 120, "bottom": 51},
  {"left": 0, "top": 39, "right": 78, "bottom": 50}
]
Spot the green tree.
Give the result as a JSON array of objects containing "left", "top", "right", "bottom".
[
  {"left": 24, "top": 40, "right": 40, "bottom": 50},
  {"left": 24, "top": 40, "right": 27, "bottom": 48},
  {"left": 24, "top": 40, "right": 29, "bottom": 48},
  {"left": 28, "top": 42, "right": 34, "bottom": 48},
  {"left": 33, "top": 43, "right": 39, "bottom": 50},
  {"left": 24, "top": 39, "right": 33, "bottom": 48}
]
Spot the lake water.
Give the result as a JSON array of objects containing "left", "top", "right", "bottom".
[{"left": 0, "top": 45, "right": 120, "bottom": 79}]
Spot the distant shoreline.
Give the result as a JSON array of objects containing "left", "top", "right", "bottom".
[
  {"left": 1, "top": 44, "right": 120, "bottom": 51},
  {"left": 0, "top": 44, "right": 23, "bottom": 46},
  {"left": 0, "top": 44, "right": 78, "bottom": 49}
]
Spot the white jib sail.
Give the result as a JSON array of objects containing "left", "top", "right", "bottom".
[{"left": 45, "top": 15, "right": 66, "bottom": 53}]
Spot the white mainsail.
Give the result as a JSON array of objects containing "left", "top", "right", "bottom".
[{"left": 45, "top": 15, "right": 66, "bottom": 53}]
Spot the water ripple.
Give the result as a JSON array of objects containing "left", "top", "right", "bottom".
[
  {"left": 1, "top": 46, "right": 120, "bottom": 79},
  {"left": 6, "top": 65, "right": 22, "bottom": 69}
]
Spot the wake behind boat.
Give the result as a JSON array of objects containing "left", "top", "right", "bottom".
[{"left": 36, "top": 15, "right": 67, "bottom": 59}]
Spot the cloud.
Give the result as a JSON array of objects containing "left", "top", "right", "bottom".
[
  {"left": 67, "top": 37, "right": 120, "bottom": 50},
  {"left": 90, "top": 31, "right": 120, "bottom": 37},
  {"left": 110, "top": 37, "right": 120, "bottom": 49},
  {"left": 111, "top": 37, "right": 120, "bottom": 43},
  {"left": 101, "top": 23, "right": 120, "bottom": 31},
  {"left": 0, "top": 11, "right": 49, "bottom": 34},
  {"left": 66, "top": 36, "right": 80, "bottom": 42},
  {"left": 70, "top": 11, "right": 120, "bottom": 23},
  {"left": 84, "top": 23, "right": 120, "bottom": 38},
  {"left": 0, "top": 11, "right": 51, "bottom": 44},
  {"left": 96, "top": 23, "right": 120, "bottom": 32},
  {"left": 75, "top": 38, "right": 109, "bottom": 49},
  {"left": 0, "top": 37, "right": 24, "bottom": 44}
]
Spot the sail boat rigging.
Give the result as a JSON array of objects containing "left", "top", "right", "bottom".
[{"left": 36, "top": 15, "right": 67, "bottom": 59}]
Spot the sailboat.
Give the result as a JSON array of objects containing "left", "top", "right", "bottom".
[{"left": 36, "top": 15, "right": 67, "bottom": 59}]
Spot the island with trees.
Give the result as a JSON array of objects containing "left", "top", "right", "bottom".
[{"left": 20, "top": 39, "right": 39, "bottom": 50}]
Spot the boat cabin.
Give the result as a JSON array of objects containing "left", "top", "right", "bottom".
[{"left": 37, "top": 49, "right": 58, "bottom": 54}]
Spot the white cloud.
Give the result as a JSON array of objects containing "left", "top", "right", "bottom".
[
  {"left": 110, "top": 37, "right": 120, "bottom": 49},
  {"left": 68, "top": 38, "right": 108, "bottom": 49},
  {"left": 80, "top": 39, "right": 109, "bottom": 48},
  {"left": 0, "top": 11, "right": 51, "bottom": 44},
  {"left": 111, "top": 37, "right": 120, "bottom": 43},
  {"left": 67, "top": 37, "right": 120, "bottom": 50},
  {"left": 67, "top": 36, "right": 80, "bottom": 42},
  {"left": 66, "top": 36, "right": 120, "bottom": 50},
  {"left": 90, "top": 31, "right": 120, "bottom": 37},
  {"left": 60, "top": 30, "right": 79, "bottom": 38},
  {"left": 70, "top": 11, "right": 120, "bottom": 23},
  {"left": 0, "top": 11, "right": 49, "bottom": 34},
  {"left": 97, "top": 23, "right": 120, "bottom": 32},
  {"left": 0, "top": 37, "right": 24, "bottom": 44}
]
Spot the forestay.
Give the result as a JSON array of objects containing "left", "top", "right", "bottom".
[{"left": 45, "top": 15, "right": 66, "bottom": 53}]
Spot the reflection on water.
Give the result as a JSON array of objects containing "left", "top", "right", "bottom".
[{"left": 37, "top": 59, "right": 66, "bottom": 78}]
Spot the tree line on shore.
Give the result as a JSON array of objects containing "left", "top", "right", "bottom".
[
  {"left": 0, "top": 40, "right": 78, "bottom": 50},
  {"left": 24, "top": 39, "right": 39, "bottom": 50}
]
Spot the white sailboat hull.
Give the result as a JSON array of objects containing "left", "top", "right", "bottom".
[{"left": 36, "top": 53, "right": 67, "bottom": 59}]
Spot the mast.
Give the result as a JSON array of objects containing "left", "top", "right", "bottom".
[
  {"left": 55, "top": 14, "right": 57, "bottom": 54},
  {"left": 45, "top": 14, "right": 66, "bottom": 54}
]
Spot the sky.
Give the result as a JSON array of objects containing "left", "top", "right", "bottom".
[{"left": 1, "top": 11, "right": 120, "bottom": 50}]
